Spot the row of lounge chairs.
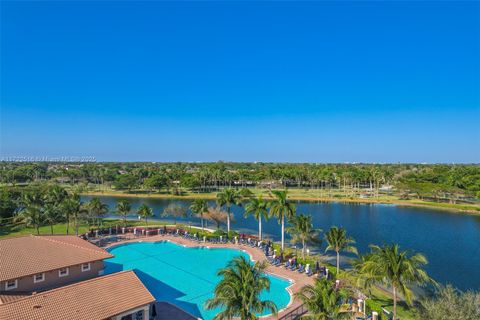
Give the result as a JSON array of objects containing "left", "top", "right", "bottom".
[{"left": 267, "top": 254, "right": 330, "bottom": 279}]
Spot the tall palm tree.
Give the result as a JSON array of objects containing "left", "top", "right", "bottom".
[
  {"left": 16, "top": 193, "right": 44, "bottom": 235},
  {"left": 47, "top": 185, "right": 68, "bottom": 205},
  {"left": 244, "top": 197, "right": 269, "bottom": 240},
  {"left": 43, "top": 202, "right": 62, "bottom": 234},
  {"left": 216, "top": 188, "right": 242, "bottom": 234},
  {"left": 286, "top": 214, "right": 321, "bottom": 259},
  {"left": 268, "top": 190, "right": 296, "bottom": 252},
  {"left": 190, "top": 199, "right": 208, "bottom": 230},
  {"left": 87, "top": 197, "right": 109, "bottom": 227},
  {"left": 62, "top": 194, "right": 87, "bottom": 235},
  {"left": 15, "top": 194, "right": 43, "bottom": 234},
  {"left": 324, "top": 227, "right": 357, "bottom": 273},
  {"left": 354, "top": 244, "right": 434, "bottom": 320},
  {"left": 137, "top": 203, "right": 154, "bottom": 226},
  {"left": 205, "top": 256, "right": 278, "bottom": 320},
  {"left": 295, "top": 278, "right": 351, "bottom": 320},
  {"left": 116, "top": 199, "right": 131, "bottom": 226}
]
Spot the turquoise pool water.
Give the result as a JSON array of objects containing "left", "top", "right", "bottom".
[{"left": 105, "top": 241, "right": 292, "bottom": 319}]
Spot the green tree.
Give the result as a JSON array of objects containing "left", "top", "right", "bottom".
[
  {"left": 115, "top": 199, "right": 131, "bottom": 226},
  {"left": 137, "top": 203, "right": 154, "bottom": 226},
  {"left": 286, "top": 214, "right": 321, "bottom": 259},
  {"left": 62, "top": 194, "right": 87, "bottom": 235},
  {"left": 43, "top": 202, "right": 62, "bottom": 234},
  {"left": 144, "top": 174, "right": 167, "bottom": 192},
  {"left": 244, "top": 197, "right": 269, "bottom": 240},
  {"left": 295, "top": 278, "right": 351, "bottom": 320},
  {"left": 205, "top": 256, "right": 277, "bottom": 320},
  {"left": 114, "top": 174, "right": 138, "bottom": 192},
  {"left": 324, "top": 226, "right": 357, "bottom": 273},
  {"left": 217, "top": 188, "right": 242, "bottom": 234},
  {"left": 16, "top": 193, "right": 44, "bottom": 235},
  {"left": 190, "top": 199, "right": 209, "bottom": 230},
  {"left": 268, "top": 190, "right": 296, "bottom": 252},
  {"left": 87, "top": 197, "right": 109, "bottom": 227},
  {"left": 355, "top": 244, "right": 434, "bottom": 320}
]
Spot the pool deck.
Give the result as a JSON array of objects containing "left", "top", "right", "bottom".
[{"left": 106, "top": 234, "right": 314, "bottom": 319}]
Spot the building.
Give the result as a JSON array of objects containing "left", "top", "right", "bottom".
[
  {"left": 0, "top": 235, "right": 113, "bottom": 293},
  {"left": 0, "top": 235, "right": 156, "bottom": 320},
  {"left": 0, "top": 270, "right": 155, "bottom": 320}
]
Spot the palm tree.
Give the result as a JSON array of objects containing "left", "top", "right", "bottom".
[
  {"left": 190, "top": 199, "right": 208, "bottom": 230},
  {"left": 44, "top": 185, "right": 68, "bottom": 233},
  {"left": 47, "top": 185, "right": 68, "bottom": 205},
  {"left": 43, "top": 202, "right": 62, "bottom": 234},
  {"left": 268, "top": 190, "right": 296, "bottom": 252},
  {"left": 62, "top": 194, "right": 87, "bottom": 235},
  {"left": 87, "top": 197, "right": 109, "bottom": 227},
  {"left": 137, "top": 203, "right": 154, "bottom": 226},
  {"left": 15, "top": 194, "right": 43, "bottom": 234},
  {"left": 16, "top": 193, "right": 44, "bottom": 235},
  {"left": 286, "top": 214, "right": 321, "bottom": 259},
  {"left": 216, "top": 188, "right": 242, "bottom": 234},
  {"left": 324, "top": 227, "right": 357, "bottom": 273},
  {"left": 205, "top": 256, "right": 277, "bottom": 320},
  {"left": 295, "top": 278, "right": 351, "bottom": 320},
  {"left": 354, "top": 244, "right": 434, "bottom": 320},
  {"left": 116, "top": 200, "right": 131, "bottom": 226},
  {"left": 244, "top": 197, "right": 269, "bottom": 240}
]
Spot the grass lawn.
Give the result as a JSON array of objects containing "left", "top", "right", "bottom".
[{"left": 0, "top": 219, "right": 170, "bottom": 239}]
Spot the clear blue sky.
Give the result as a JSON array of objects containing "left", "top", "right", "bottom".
[{"left": 1, "top": 1, "right": 479, "bottom": 163}]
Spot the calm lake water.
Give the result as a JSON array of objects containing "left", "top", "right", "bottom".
[{"left": 82, "top": 195, "right": 480, "bottom": 291}]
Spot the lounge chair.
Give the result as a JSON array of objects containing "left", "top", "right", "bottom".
[
  {"left": 305, "top": 264, "right": 313, "bottom": 276},
  {"left": 297, "top": 264, "right": 305, "bottom": 273}
]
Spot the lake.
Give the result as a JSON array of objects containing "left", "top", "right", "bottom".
[{"left": 82, "top": 195, "right": 480, "bottom": 291}]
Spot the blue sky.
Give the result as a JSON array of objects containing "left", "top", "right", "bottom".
[{"left": 1, "top": 1, "right": 479, "bottom": 163}]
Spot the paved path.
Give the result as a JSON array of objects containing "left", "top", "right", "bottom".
[{"left": 107, "top": 235, "right": 314, "bottom": 319}]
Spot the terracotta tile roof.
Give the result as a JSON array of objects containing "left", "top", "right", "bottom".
[
  {"left": 0, "top": 271, "right": 155, "bottom": 320},
  {"left": 0, "top": 235, "right": 113, "bottom": 282},
  {"left": 0, "top": 292, "right": 32, "bottom": 304}
]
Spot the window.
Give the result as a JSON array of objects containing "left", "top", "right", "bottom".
[
  {"left": 81, "top": 263, "right": 91, "bottom": 272},
  {"left": 58, "top": 267, "right": 69, "bottom": 277},
  {"left": 134, "top": 310, "right": 144, "bottom": 320},
  {"left": 120, "top": 310, "right": 144, "bottom": 320},
  {"left": 33, "top": 273, "right": 45, "bottom": 283},
  {"left": 5, "top": 279, "right": 17, "bottom": 290}
]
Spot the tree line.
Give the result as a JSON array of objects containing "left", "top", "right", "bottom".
[{"left": 1, "top": 162, "right": 479, "bottom": 202}]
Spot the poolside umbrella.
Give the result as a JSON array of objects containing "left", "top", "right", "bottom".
[
  {"left": 314, "top": 261, "right": 320, "bottom": 274},
  {"left": 280, "top": 252, "right": 284, "bottom": 262}
]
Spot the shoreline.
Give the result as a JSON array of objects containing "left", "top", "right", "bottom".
[{"left": 80, "top": 191, "right": 480, "bottom": 215}]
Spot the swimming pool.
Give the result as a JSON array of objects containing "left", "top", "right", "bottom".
[{"left": 105, "top": 241, "right": 292, "bottom": 319}]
